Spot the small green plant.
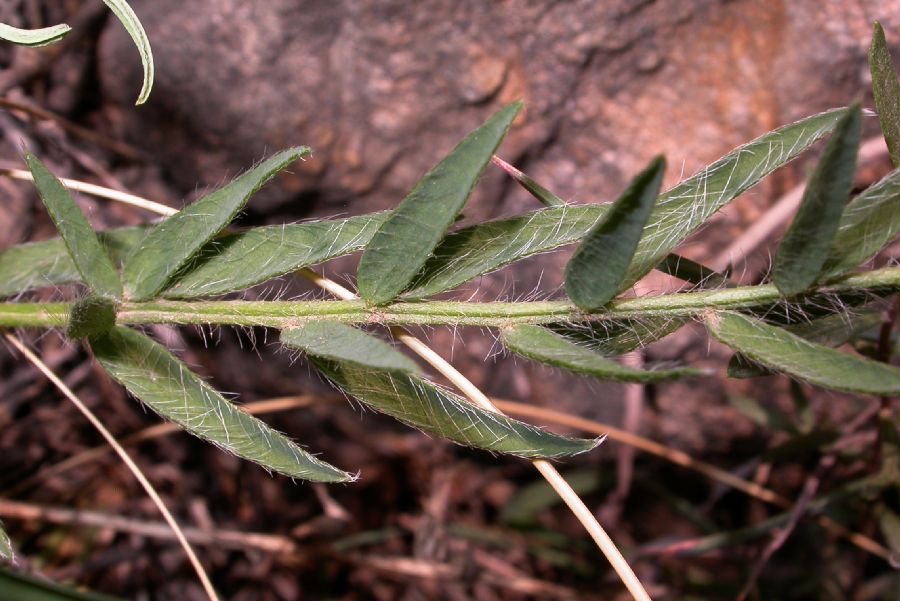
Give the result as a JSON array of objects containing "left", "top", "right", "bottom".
[{"left": 2, "top": 15, "right": 900, "bottom": 601}]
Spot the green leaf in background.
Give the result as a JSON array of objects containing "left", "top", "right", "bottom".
[
  {"left": 91, "top": 326, "right": 351, "bottom": 482},
  {"left": 502, "top": 324, "right": 703, "bottom": 383},
  {"left": 870, "top": 21, "right": 900, "bottom": 167},
  {"left": 0, "top": 228, "right": 145, "bottom": 298},
  {"left": 163, "top": 213, "right": 389, "bottom": 298},
  {"left": 101, "top": 0, "right": 154, "bottom": 105},
  {"left": 358, "top": 102, "right": 522, "bottom": 305},
  {"left": 565, "top": 156, "right": 665, "bottom": 310},
  {"left": 656, "top": 253, "right": 733, "bottom": 288},
  {"left": 0, "top": 521, "right": 11, "bottom": 561},
  {"left": 622, "top": 108, "right": 848, "bottom": 289},
  {"left": 0, "top": 566, "right": 124, "bottom": 601},
  {"left": 123, "top": 147, "right": 309, "bottom": 301},
  {"left": 0, "top": 22, "right": 71, "bottom": 47},
  {"left": 772, "top": 104, "right": 862, "bottom": 296},
  {"left": 727, "top": 309, "right": 885, "bottom": 378},
  {"left": 706, "top": 311, "right": 900, "bottom": 395},
  {"left": 501, "top": 468, "right": 606, "bottom": 525},
  {"left": 281, "top": 322, "right": 420, "bottom": 374},
  {"left": 25, "top": 155, "right": 122, "bottom": 299},
  {"left": 311, "top": 357, "right": 598, "bottom": 458},
  {"left": 823, "top": 166, "right": 900, "bottom": 278},
  {"left": 491, "top": 155, "right": 566, "bottom": 207},
  {"left": 547, "top": 316, "right": 687, "bottom": 356}
]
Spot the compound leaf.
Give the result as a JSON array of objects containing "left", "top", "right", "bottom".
[
  {"left": 123, "top": 147, "right": 309, "bottom": 301},
  {"left": 91, "top": 326, "right": 350, "bottom": 482},
  {"left": 772, "top": 104, "right": 861, "bottom": 296},
  {"left": 358, "top": 102, "right": 521, "bottom": 305},
  {"left": 281, "top": 322, "right": 420, "bottom": 374},
  {"left": 706, "top": 311, "right": 900, "bottom": 395},
  {"left": 565, "top": 156, "right": 665, "bottom": 310},
  {"left": 0, "top": 22, "right": 70, "bottom": 47},
  {"left": 502, "top": 324, "right": 702, "bottom": 383},
  {"left": 870, "top": 21, "right": 900, "bottom": 167},
  {"left": 163, "top": 213, "right": 389, "bottom": 298},
  {"left": 102, "top": 0, "right": 154, "bottom": 105},
  {"left": 25, "top": 154, "right": 122, "bottom": 299},
  {"left": 311, "top": 357, "right": 597, "bottom": 458}
]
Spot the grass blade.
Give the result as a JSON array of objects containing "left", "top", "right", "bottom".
[
  {"left": 0, "top": 228, "right": 145, "bottom": 298},
  {"left": 25, "top": 155, "right": 122, "bottom": 299},
  {"left": 0, "top": 22, "right": 71, "bottom": 47},
  {"left": 358, "top": 102, "right": 522, "bottom": 305},
  {"left": 281, "top": 322, "right": 420, "bottom": 374},
  {"left": 91, "top": 326, "right": 351, "bottom": 482},
  {"left": 772, "top": 104, "right": 862, "bottom": 296},
  {"left": 565, "top": 157, "right": 665, "bottom": 310},
  {"left": 123, "top": 148, "right": 309, "bottom": 301},
  {"left": 0, "top": 521, "right": 11, "bottom": 561},
  {"left": 823, "top": 166, "right": 900, "bottom": 277},
  {"left": 163, "top": 213, "right": 388, "bottom": 298},
  {"left": 622, "top": 108, "right": 848, "bottom": 289},
  {"left": 871, "top": 21, "right": 900, "bottom": 167},
  {"left": 101, "top": 0, "right": 154, "bottom": 105},
  {"left": 706, "top": 311, "right": 900, "bottom": 395},
  {"left": 311, "top": 357, "right": 597, "bottom": 458},
  {"left": 502, "top": 324, "right": 703, "bottom": 383},
  {"left": 547, "top": 316, "right": 687, "bottom": 356}
]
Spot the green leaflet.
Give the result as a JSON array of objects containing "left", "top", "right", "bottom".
[
  {"left": 163, "top": 213, "right": 388, "bottom": 298},
  {"left": 622, "top": 108, "right": 848, "bottom": 289},
  {"left": 0, "top": 22, "right": 71, "bottom": 47},
  {"left": 547, "top": 316, "right": 687, "bottom": 356},
  {"left": 0, "top": 522, "right": 11, "bottom": 561},
  {"left": 706, "top": 311, "right": 900, "bottom": 395},
  {"left": 491, "top": 155, "right": 566, "bottom": 207},
  {"left": 823, "top": 166, "right": 900, "bottom": 278},
  {"left": 281, "top": 322, "right": 420, "bottom": 374},
  {"left": 358, "top": 102, "right": 522, "bottom": 305},
  {"left": 502, "top": 324, "right": 702, "bottom": 383},
  {"left": 772, "top": 105, "right": 862, "bottom": 296},
  {"left": 656, "top": 253, "right": 732, "bottom": 289},
  {"left": 25, "top": 155, "right": 122, "bottom": 299},
  {"left": 727, "top": 309, "right": 885, "bottom": 378},
  {"left": 0, "top": 228, "right": 145, "bottom": 298},
  {"left": 565, "top": 157, "right": 665, "bottom": 310},
  {"left": 102, "top": 0, "right": 154, "bottom": 105},
  {"left": 91, "top": 326, "right": 351, "bottom": 482},
  {"left": 123, "top": 148, "right": 309, "bottom": 301},
  {"left": 404, "top": 205, "right": 607, "bottom": 299},
  {"left": 311, "top": 357, "right": 597, "bottom": 458},
  {"left": 871, "top": 22, "right": 900, "bottom": 167}
]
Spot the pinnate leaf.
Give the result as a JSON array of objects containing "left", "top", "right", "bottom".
[
  {"left": 706, "top": 311, "right": 900, "bottom": 395},
  {"left": 123, "top": 147, "right": 309, "bottom": 301},
  {"left": 91, "top": 326, "right": 351, "bottom": 482},
  {"left": 281, "top": 322, "right": 420, "bottom": 374},
  {"left": 0, "top": 22, "right": 70, "bottom": 47},
  {"left": 102, "top": 0, "right": 154, "bottom": 105},
  {"left": 870, "top": 21, "right": 900, "bottom": 167},
  {"left": 565, "top": 156, "right": 665, "bottom": 310},
  {"left": 358, "top": 102, "right": 521, "bottom": 305},
  {"left": 25, "top": 154, "right": 122, "bottom": 299},
  {"left": 311, "top": 357, "right": 597, "bottom": 458},
  {"left": 772, "top": 104, "right": 861, "bottom": 296},
  {"left": 502, "top": 324, "right": 702, "bottom": 383}
]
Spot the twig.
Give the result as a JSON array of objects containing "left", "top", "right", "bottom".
[{"left": 2, "top": 333, "right": 221, "bottom": 601}]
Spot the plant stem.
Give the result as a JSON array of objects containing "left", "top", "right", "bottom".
[{"left": 2, "top": 266, "right": 899, "bottom": 329}]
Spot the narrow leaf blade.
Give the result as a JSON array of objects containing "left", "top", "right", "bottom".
[
  {"left": 772, "top": 104, "right": 862, "bottom": 295},
  {"left": 281, "top": 322, "right": 420, "bottom": 374},
  {"left": 565, "top": 156, "right": 665, "bottom": 310},
  {"left": 101, "top": 0, "right": 154, "bottom": 105},
  {"left": 91, "top": 326, "right": 351, "bottom": 482},
  {"left": 656, "top": 253, "right": 733, "bottom": 289},
  {"left": 492, "top": 155, "right": 566, "bottom": 207},
  {"left": 25, "top": 155, "right": 122, "bottom": 299},
  {"left": 358, "top": 102, "right": 522, "bottom": 305},
  {"left": 123, "top": 147, "right": 309, "bottom": 301},
  {"left": 503, "top": 325, "right": 702, "bottom": 383},
  {"left": 0, "top": 22, "right": 70, "bottom": 47},
  {"left": 870, "top": 21, "right": 900, "bottom": 167},
  {"left": 163, "top": 213, "right": 388, "bottom": 298},
  {"left": 706, "top": 311, "right": 900, "bottom": 395},
  {"left": 312, "top": 358, "right": 598, "bottom": 458},
  {"left": 0, "top": 522, "right": 11, "bottom": 561}
]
